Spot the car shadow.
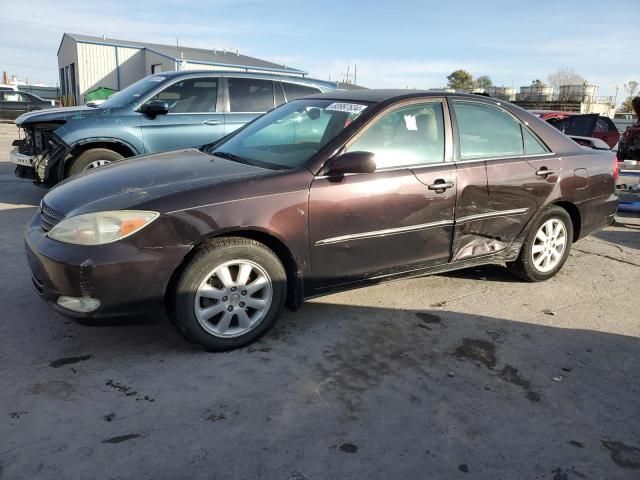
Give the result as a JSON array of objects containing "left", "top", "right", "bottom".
[
  {"left": 1, "top": 203, "right": 639, "bottom": 478},
  {"left": 438, "top": 264, "right": 519, "bottom": 283}
]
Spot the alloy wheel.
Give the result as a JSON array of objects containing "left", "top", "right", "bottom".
[
  {"left": 83, "top": 159, "right": 111, "bottom": 171},
  {"left": 531, "top": 218, "right": 567, "bottom": 273},
  {"left": 194, "top": 259, "right": 273, "bottom": 338}
]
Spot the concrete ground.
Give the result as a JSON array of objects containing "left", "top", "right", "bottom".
[{"left": 0, "top": 123, "right": 638, "bottom": 480}]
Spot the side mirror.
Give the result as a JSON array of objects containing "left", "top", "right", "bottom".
[
  {"left": 141, "top": 100, "right": 169, "bottom": 117},
  {"left": 325, "top": 151, "right": 376, "bottom": 176}
]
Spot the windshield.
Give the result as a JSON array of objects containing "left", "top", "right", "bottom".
[
  {"left": 99, "top": 75, "right": 169, "bottom": 109},
  {"left": 208, "top": 99, "right": 370, "bottom": 169}
]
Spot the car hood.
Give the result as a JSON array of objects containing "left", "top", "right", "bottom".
[
  {"left": 43, "top": 148, "right": 275, "bottom": 215},
  {"left": 16, "top": 106, "right": 98, "bottom": 126}
]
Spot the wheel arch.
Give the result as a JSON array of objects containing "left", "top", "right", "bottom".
[
  {"left": 551, "top": 200, "right": 581, "bottom": 241},
  {"left": 165, "top": 228, "right": 304, "bottom": 313},
  {"left": 64, "top": 139, "right": 139, "bottom": 177}
]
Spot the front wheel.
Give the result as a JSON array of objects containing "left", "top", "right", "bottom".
[
  {"left": 508, "top": 206, "right": 573, "bottom": 282},
  {"left": 67, "top": 148, "right": 123, "bottom": 177},
  {"left": 171, "top": 237, "right": 287, "bottom": 351}
]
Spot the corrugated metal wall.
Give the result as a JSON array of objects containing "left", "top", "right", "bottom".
[
  {"left": 117, "top": 47, "right": 145, "bottom": 89},
  {"left": 77, "top": 43, "right": 118, "bottom": 96},
  {"left": 144, "top": 51, "right": 176, "bottom": 75}
]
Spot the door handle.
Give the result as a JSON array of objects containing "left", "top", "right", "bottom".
[
  {"left": 427, "top": 179, "right": 455, "bottom": 192},
  {"left": 203, "top": 120, "right": 222, "bottom": 126},
  {"left": 535, "top": 167, "right": 554, "bottom": 177}
]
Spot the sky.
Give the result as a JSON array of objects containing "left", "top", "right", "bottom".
[{"left": 1, "top": 0, "right": 638, "bottom": 101}]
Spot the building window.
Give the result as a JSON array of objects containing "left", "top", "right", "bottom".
[{"left": 151, "top": 64, "right": 162, "bottom": 74}]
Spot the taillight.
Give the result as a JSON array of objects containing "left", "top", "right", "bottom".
[{"left": 613, "top": 156, "right": 619, "bottom": 182}]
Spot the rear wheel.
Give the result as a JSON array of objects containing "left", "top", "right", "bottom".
[
  {"left": 67, "top": 148, "right": 123, "bottom": 177},
  {"left": 172, "top": 237, "right": 287, "bottom": 351},
  {"left": 508, "top": 206, "right": 573, "bottom": 282}
]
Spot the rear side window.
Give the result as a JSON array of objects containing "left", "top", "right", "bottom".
[
  {"left": 453, "top": 102, "right": 524, "bottom": 159},
  {"left": 228, "top": 78, "right": 275, "bottom": 112},
  {"left": 2, "top": 92, "right": 25, "bottom": 102},
  {"left": 595, "top": 117, "right": 615, "bottom": 133},
  {"left": 149, "top": 78, "right": 218, "bottom": 113},
  {"left": 282, "top": 83, "right": 320, "bottom": 101}
]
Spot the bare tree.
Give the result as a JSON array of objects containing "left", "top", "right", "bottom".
[
  {"left": 546, "top": 68, "right": 588, "bottom": 90},
  {"left": 624, "top": 81, "right": 639, "bottom": 98}
]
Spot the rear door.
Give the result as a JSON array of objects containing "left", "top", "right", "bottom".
[
  {"left": 449, "top": 100, "right": 559, "bottom": 260},
  {"left": 309, "top": 99, "right": 456, "bottom": 289},
  {"left": 140, "top": 76, "right": 224, "bottom": 153},
  {"left": 224, "top": 77, "right": 276, "bottom": 135}
]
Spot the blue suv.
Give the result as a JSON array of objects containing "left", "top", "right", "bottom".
[{"left": 11, "top": 71, "right": 336, "bottom": 185}]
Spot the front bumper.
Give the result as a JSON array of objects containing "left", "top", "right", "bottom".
[
  {"left": 24, "top": 212, "right": 191, "bottom": 321},
  {"left": 9, "top": 146, "right": 34, "bottom": 167}
]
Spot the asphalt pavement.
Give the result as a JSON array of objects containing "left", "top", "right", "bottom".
[{"left": 0, "top": 123, "right": 638, "bottom": 480}]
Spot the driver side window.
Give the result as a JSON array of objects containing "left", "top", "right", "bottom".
[{"left": 347, "top": 102, "right": 445, "bottom": 169}]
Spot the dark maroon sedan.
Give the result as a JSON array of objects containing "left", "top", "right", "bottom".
[{"left": 26, "top": 90, "right": 618, "bottom": 351}]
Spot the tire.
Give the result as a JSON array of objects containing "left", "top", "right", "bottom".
[
  {"left": 172, "top": 237, "right": 287, "bottom": 351},
  {"left": 507, "top": 206, "right": 574, "bottom": 282},
  {"left": 67, "top": 148, "right": 123, "bottom": 177}
]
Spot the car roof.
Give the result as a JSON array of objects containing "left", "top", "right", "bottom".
[
  {"left": 157, "top": 70, "right": 337, "bottom": 89},
  {"left": 304, "top": 89, "right": 502, "bottom": 104}
]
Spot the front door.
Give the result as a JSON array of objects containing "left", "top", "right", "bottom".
[
  {"left": 449, "top": 100, "right": 560, "bottom": 260},
  {"left": 140, "top": 76, "right": 224, "bottom": 153},
  {"left": 309, "top": 99, "right": 456, "bottom": 290}
]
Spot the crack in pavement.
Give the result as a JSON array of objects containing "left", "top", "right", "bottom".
[{"left": 573, "top": 248, "right": 640, "bottom": 268}]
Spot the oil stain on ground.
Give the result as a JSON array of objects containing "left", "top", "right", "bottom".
[
  {"left": 49, "top": 354, "right": 93, "bottom": 368},
  {"left": 455, "top": 338, "right": 540, "bottom": 403},
  {"left": 602, "top": 440, "right": 640, "bottom": 469},
  {"left": 101, "top": 434, "right": 141, "bottom": 444},
  {"left": 455, "top": 338, "right": 496, "bottom": 368},
  {"left": 314, "top": 310, "right": 438, "bottom": 416}
]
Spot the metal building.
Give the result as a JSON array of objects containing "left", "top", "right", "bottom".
[{"left": 57, "top": 33, "right": 307, "bottom": 105}]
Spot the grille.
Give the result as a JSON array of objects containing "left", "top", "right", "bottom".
[{"left": 40, "top": 203, "right": 65, "bottom": 232}]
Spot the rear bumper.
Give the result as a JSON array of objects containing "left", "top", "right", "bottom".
[{"left": 24, "top": 212, "right": 191, "bottom": 321}]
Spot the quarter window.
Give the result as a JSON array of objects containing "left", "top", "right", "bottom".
[
  {"left": 347, "top": 102, "right": 446, "bottom": 169},
  {"left": 149, "top": 78, "right": 218, "bottom": 113},
  {"left": 282, "top": 83, "right": 320, "bottom": 102},
  {"left": 522, "top": 126, "right": 548, "bottom": 155},
  {"left": 228, "top": 78, "right": 275, "bottom": 112},
  {"left": 453, "top": 102, "right": 524, "bottom": 159}
]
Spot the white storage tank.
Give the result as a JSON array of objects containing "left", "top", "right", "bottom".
[
  {"left": 518, "top": 85, "right": 554, "bottom": 101},
  {"left": 485, "top": 86, "right": 516, "bottom": 101},
  {"left": 559, "top": 84, "right": 597, "bottom": 102}
]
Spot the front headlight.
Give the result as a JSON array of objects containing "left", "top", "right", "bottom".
[{"left": 47, "top": 210, "right": 159, "bottom": 245}]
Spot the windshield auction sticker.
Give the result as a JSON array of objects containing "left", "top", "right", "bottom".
[{"left": 325, "top": 103, "right": 368, "bottom": 114}]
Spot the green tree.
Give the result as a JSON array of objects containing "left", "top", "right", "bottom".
[
  {"left": 447, "top": 70, "right": 474, "bottom": 90},
  {"left": 475, "top": 75, "right": 493, "bottom": 89},
  {"left": 531, "top": 79, "right": 545, "bottom": 87},
  {"left": 618, "top": 96, "right": 635, "bottom": 113}
]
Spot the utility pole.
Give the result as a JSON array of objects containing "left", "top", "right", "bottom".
[{"left": 354, "top": 64, "right": 357, "bottom": 86}]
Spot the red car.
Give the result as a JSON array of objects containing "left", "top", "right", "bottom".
[{"left": 533, "top": 111, "right": 620, "bottom": 149}]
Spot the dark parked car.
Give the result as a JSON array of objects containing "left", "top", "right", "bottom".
[
  {"left": 533, "top": 111, "right": 620, "bottom": 149},
  {"left": 10, "top": 71, "right": 336, "bottom": 185},
  {"left": 0, "top": 91, "right": 54, "bottom": 121},
  {"left": 25, "top": 90, "right": 618, "bottom": 351}
]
